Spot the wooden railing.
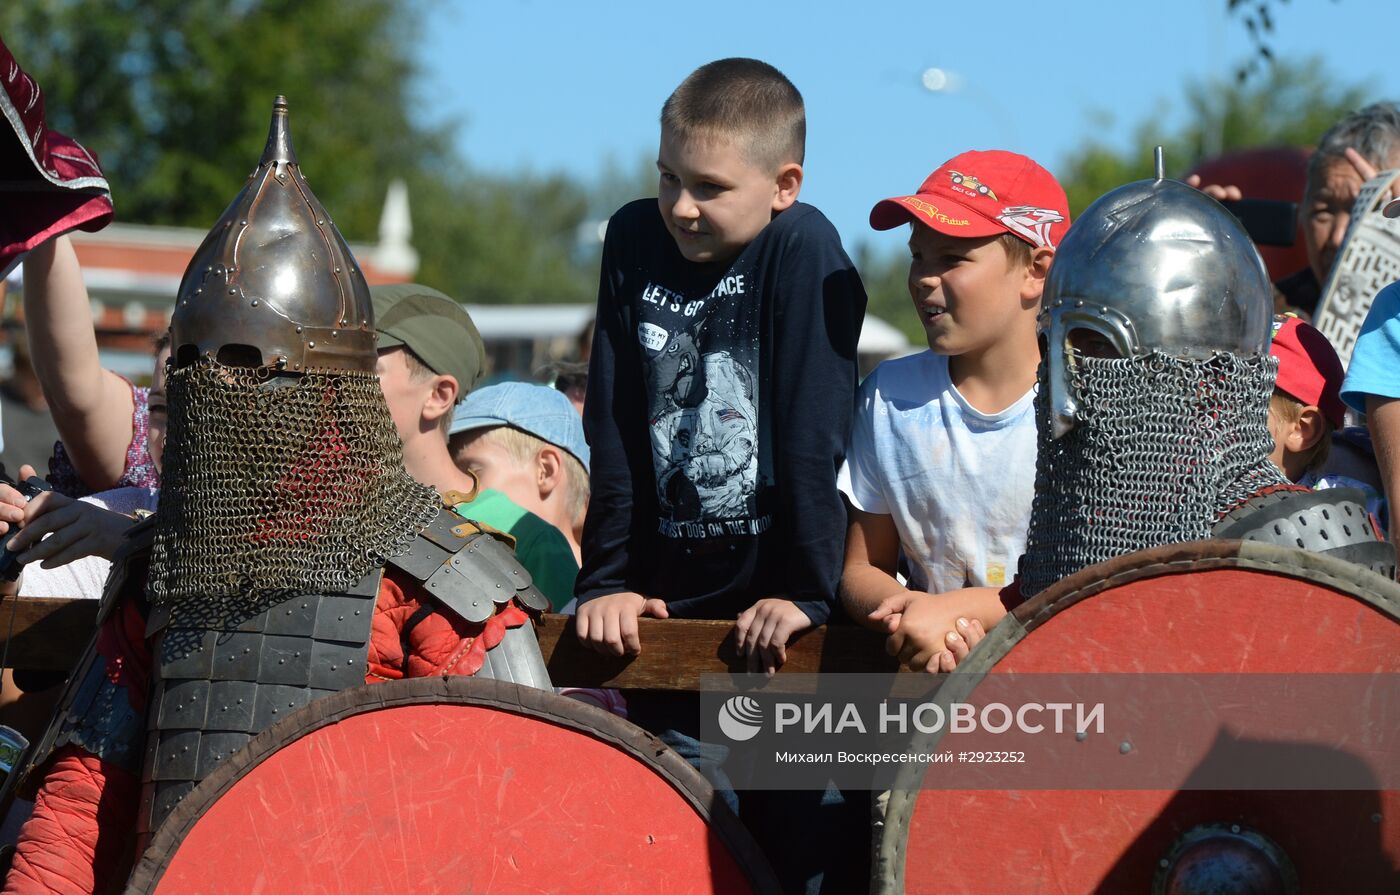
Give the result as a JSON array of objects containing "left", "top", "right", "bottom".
[{"left": 0, "top": 598, "right": 907, "bottom": 689}]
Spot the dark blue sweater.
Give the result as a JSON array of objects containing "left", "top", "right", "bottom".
[{"left": 576, "top": 199, "right": 867, "bottom": 624}]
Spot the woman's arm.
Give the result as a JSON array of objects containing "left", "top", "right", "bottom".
[{"left": 21, "top": 236, "right": 136, "bottom": 490}]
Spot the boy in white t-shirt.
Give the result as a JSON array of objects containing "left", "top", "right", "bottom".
[{"left": 838, "top": 150, "right": 1070, "bottom": 672}]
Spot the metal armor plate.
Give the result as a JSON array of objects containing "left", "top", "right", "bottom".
[
  {"left": 140, "top": 568, "right": 383, "bottom": 837},
  {"left": 388, "top": 506, "right": 550, "bottom": 621},
  {"left": 1212, "top": 486, "right": 1395, "bottom": 578}
]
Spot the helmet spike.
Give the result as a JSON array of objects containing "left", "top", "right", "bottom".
[
  {"left": 259, "top": 95, "right": 296, "bottom": 170},
  {"left": 1154, "top": 145, "right": 1165, "bottom": 181}
]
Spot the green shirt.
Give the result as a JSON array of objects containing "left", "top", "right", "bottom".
[{"left": 452, "top": 489, "right": 578, "bottom": 611}]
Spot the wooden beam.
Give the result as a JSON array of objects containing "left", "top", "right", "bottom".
[
  {"left": 0, "top": 599, "right": 909, "bottom": 689},
  {"left": 535, "top": 613, "right": 904, "bottom": 690},
  {"left": 0, "top": 597, "right": 97, "bottom": 671}
]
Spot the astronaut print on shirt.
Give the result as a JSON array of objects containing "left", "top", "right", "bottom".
[{"left": 638, "top": 271, "right": 772, "bottom": 540}]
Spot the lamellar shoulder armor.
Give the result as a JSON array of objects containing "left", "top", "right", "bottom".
[
  {"left": 1213, "top": 487, "right": 1397, "bottom": 578},
  {"left": 388, "top": 505, "right": 550, "bottom": 623},
  {"left": 387, "top": 505, "right": 553, "bottom": 689}
]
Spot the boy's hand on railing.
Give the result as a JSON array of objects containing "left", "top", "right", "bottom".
[
  {"left": 575, "top": 591, "right": 669, "bottom": 657},
  {"left": 735, "top": 598, "right": 812, "bottom": 676}
]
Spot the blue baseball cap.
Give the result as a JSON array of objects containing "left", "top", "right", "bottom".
[{"left": 450, "top": 381, "right": 590, "bottom": 472}]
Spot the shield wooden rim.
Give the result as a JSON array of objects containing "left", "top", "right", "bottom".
[
  {"left": 876, "top": 539, "right": 1400, "bottom": 894},
  {"left": 126, "top": 676, "right": 781, "bottom": 894}
]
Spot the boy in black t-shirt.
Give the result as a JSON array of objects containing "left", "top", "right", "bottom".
[
  {"left": 575, "top": 57, "right": 869, "bottom": 893},
  {"left": 575, "top": 57, "right": 867, "bottom": 673}
]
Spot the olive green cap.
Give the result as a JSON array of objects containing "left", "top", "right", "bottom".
[{"left": 370, "top": 283, "right": 485, "bottom": 397}]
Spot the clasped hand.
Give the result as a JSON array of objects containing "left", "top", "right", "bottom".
[{"left": 869, "top": 591, "right": 987, "bottom": 673}]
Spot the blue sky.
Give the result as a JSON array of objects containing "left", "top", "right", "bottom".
[{"left": 419, "top": 0, "right": 1399, "bottom": 259}]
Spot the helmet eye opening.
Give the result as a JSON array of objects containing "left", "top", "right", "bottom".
[
  {"left": 215, "top": 344, "right": 266, "bottom": 369},
  {"left": 1067, "top": 328, "right": 1122, "bottom": 361},
  {"left": 174, "top": 344, "right": 202, "bottom": 370}
]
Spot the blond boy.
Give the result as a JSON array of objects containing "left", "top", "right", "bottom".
[{"left": 450, "top": 382, "right": 588, "bottom": 610}]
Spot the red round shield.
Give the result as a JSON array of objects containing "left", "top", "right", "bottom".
[
  {"left": 127, "top": 677, "right": 778, "bottom": 894},
  {"left": 880, "top": 541, "right": 1400, "bottom": 894}
]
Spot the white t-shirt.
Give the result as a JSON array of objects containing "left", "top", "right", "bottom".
[
  {"left": 17, "top": 486, "right": 159, "bottom": 599},
  {"left": 837, "top": 351, "right": 1037, "bottom": 594}
]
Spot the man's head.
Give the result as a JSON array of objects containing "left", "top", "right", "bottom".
[
  {"left": 1019, "top": 168, "right": 1289, "bottom": 597},
  {"left": 371, "top": 283, "right": 484, "bottom": 442},
  {"left": 870, "top": 150, "right": 1067, "bottom": 355},
  {"left": 150, "top": 97, "right": 437, "bottom": 605},
  {"left": 448, "top": 382, "right": 590, "bottom": 532},
  {"left": 1267, "top": 316, "right": 1345, "bottom": 480},
  {"left": 1304, "top": 102, "right": 1400, "bottom": 284},
  {"left": 657, "top": 58, "right": 805, "bottom": 265}
]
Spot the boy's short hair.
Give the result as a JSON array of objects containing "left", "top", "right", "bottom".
[
  {"left": 401, "top": 348, "right": 436, "bottom": 383},
  {"left": 870, "top": 150, "right": 1070, "bottom": 251},
  {"left": 995, "top": 232, "right": 1034, "bottom": 270},
  {"left": 461, "top": 425, "right": 591, "bottom": 525},
  {"left": 1270, "top": 390, "right": 1333, "bottom": 474},
  {"left": 661, "top": 58, "right": 805, "bottom": 169}
]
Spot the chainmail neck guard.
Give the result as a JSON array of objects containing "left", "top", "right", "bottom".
[
  {"left": 148, "top": 359, "right": 439, "bottom": 605},
  {"left": 1019, "top": 350, "right": 1289, "bottom": 597}
]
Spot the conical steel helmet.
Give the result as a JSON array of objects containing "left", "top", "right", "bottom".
[
  {"left": 1039, "top": 152, "right": 1274, "bottom": 437},
  {"left": 171, "top": 96, "right": 376, "bottom": 373}
]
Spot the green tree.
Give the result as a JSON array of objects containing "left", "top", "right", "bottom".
[
  {"left": 855, "top": 243, "right": 923, "bottom": 345},
  {"left": 1059, "top": 57, "right": 1366, "bottom": 216},
  {"left": 0, "top": 0, "right": 444, "bottom": 237},
  {"left": 0, "top": 1, "right": 600, "bottom": 305},
  {"left": 412, "top": 170, "right": 596, "bottom": 304}
]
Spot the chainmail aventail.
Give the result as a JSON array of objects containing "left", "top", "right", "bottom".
[
  {"left": 148, "top": 359, "right": 439, "bottom": 605},
  {"left": 1019, "top": 350, "right": 1289, "bottom": 597}
]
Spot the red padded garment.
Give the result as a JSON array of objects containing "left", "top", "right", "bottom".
[{"left": 5, "top": 569, "right": 531, "bottom": 893}]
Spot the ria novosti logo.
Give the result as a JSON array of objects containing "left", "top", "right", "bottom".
[{"left": 717, "top": 695, "right": 764, "bottom": 741}]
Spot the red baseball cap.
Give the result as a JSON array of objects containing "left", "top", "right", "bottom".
[
  {"left": 870, "top": 150, "right": 1070, "bottom": 249},
  {"left": 1270, "top": 316, "right": 1346, "bottom": 427}
]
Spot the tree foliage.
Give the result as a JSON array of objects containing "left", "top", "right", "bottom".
[
  {"left": 1058, "top": 57, "right": 1366, "bottom": 216},
  {"left": 0, "top": 0, "right": 601, "bottom": 304}
]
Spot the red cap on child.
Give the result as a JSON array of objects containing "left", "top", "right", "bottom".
[
  {"left": 1270, "top": 316, "right": 1346, "bottom": 427},
  {"left": 869, "top": 150, "right": 1071, "bottom": 249}
]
